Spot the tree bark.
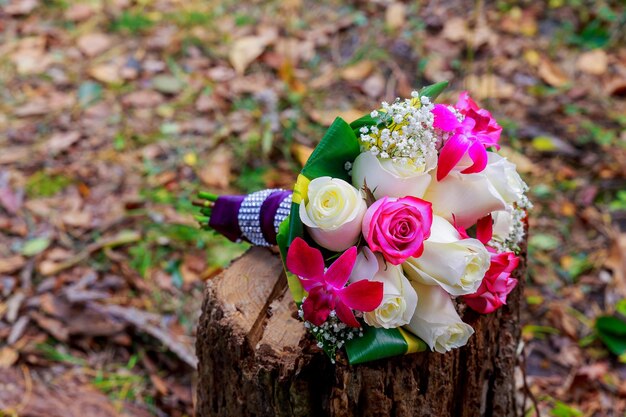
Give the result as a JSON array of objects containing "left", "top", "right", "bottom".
[{"left": 196, "top": 243, "right": 526, "bottom": 417}]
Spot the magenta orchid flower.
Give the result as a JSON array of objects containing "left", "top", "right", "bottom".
[
  {"left": 286, "top": 237, "right": 384, "bottom": 327},
  {"left": 432, "top": 92, "right": 502, "bottom": 181},
  {"left": 454, "top": 214, "right": 494, "bottom": 248}
]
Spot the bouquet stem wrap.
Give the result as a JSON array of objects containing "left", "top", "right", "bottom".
[{"left": 198, "top": 189, "right": 292, "bottom": 247}]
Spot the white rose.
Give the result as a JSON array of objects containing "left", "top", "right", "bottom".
[
  {"left": 491, "top": 210, "right": 513, "bottom": 241},
  {"left": 299, "top": 176, "right": 367, "bottom": 252},
  {"left": 403, "top": 216, "right": 490, "bottom": 296},
  {"left": 351, "top": 151, "right": 435, "bottom": 199},
  {"left": 423, "top": 153, "right": 525, "bottom": 228},
  {"left": 405, "top": 281, "right": 474, "bottom": 353},
  {"left": 349, "top": 247, "right": 418, "bottom": 329}
]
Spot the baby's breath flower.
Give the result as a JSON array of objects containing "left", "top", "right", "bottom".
[
  {"left": 298, "top": 304, "right": 363, "bottom": 361},
  {"left": 358, "top": 91, "right": 437, "bottom": 169},
  {"left": 489, "top": 207, "right": 527, "bottom": 254}
]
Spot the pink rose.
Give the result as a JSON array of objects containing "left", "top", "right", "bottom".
[
  {"left": 463, "top": 251, "right": 519, "bottom": 314},
  {"left": 362, "top": 196, "right": 433, "bottom": 265}
]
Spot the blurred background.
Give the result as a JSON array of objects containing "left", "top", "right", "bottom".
[{"left": 0, "top": 0, "right": 625, "bottom": 416}]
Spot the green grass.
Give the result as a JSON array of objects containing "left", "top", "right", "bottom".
[{"left": 26, "top": 171, "right": 73, "bottom": 198}]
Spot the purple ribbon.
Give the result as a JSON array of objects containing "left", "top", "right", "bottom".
[
  {"left": 260, "top": 190, "right": 292, "bottom": 245},
  {"left": 208, "top": 195, "right": 245, "bottom": 243}
]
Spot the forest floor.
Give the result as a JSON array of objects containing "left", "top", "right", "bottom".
[{"left": 0, "top": 0, "right": 625, "bottom": 416}]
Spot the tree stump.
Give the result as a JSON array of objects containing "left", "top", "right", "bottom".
[{"left": 196, "top": 244, "right": 526, "bottom": 417}]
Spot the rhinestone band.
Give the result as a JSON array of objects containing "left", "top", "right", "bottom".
[
  {"left": 274, "top": 193, "right": 292, "bottom": 233},
  {"left": 238, "top": 189, "right": 284, "bottom": 246}
]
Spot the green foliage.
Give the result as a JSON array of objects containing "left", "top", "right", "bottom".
[
  {"left": 550, "top": 401, "right": 583, "bottom": 417},
  {"left": 529, "top": 233, "right": 560, "bottom": 251},
  {"left": 302, "top": 117, "right": 360, "bottom": 182},
  {"left": 609, "top": 190, "right": 626, "bottom": 211},
  {"left": 111, "top": 11, "right": 154, "bottom": 34},
  {"left": 37, "top": 341, "right": 87, "bottom": 366},
  {"left": 235, "top": 166, "right": 268, "bottom": 193},
  {"left": 579, "top": 120, "right": 616, "bottom": 146},
  {"left": 522, "top": 325, "right": 560, "bottom": 340},
  {"left": 78, "top": 81, "right": 103, "bottom": 107},
  {"left": 565, "top": 19, "right": 610, "bottom": 49},
  {"left": 26, "top": 171, "right": 72, "bottom": 198},
  {"left": 596, "top": 315, "right": 626, "bottom": 356},
  {"left": 167, "top": 10, "right": 214, "bottom": 28},
  {"left": 21, "top": 237, "right": 51, "bottom": 256}
]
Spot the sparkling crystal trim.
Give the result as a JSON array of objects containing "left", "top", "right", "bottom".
[
  {"left": 238, "top": 189, "right": 288, "bottom": 246},
  {"left": 274, "top": 194, "right": 292, "bottom": 234}
]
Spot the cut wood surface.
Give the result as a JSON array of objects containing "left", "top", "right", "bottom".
[{"left": 196, "top": 245, "right": 527, "bottom": 417}]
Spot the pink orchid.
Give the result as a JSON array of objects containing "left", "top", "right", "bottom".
[
  {"left": 432, "top": 92, "right": 502, "bottom": 181},
  {"left": 463, "top": 251, "right": 519, "bottom": 314},
  {"left": 286, "top": 237, "right": 384, "bottom": 327}
]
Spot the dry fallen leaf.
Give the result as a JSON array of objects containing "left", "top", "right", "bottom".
[
  {"left": 464, "top": 74, "right": 515, "bottom": 100},
  {"left": 122, "top": 90, "right": 164, "bottom": 108},
  {"left": 64, "top": 3, "right": 95, "bottom": 21},
  {"left": 88, "top": 63, "right": 122, "bottom": 84},
  {"left": 576, "top": 49, "right": 608, "bottom": 75},
  {"left": 45, "top": 131, "right": 81, "bottom": 154},
  {"left": 340, "top": 60, "right": 374, "bottom": 81},
  {"left": 77, "top": 33, "right": 112, "bottom": 57},
  {"left": 198, "top": 146, "right": 233, "bottom": 189},
  {"left": 606, "top": 78, "right": 626, "bottom": 97},
  {"left": 538, "top": 57, "right": 569, "bottom": 87},
  {"left": 62, "top": 211, "right": 92, "bottom": 228},
  {"left": 442, "top": 17, "right": 469, "bottom": 42},
  {"left": 229, "top": 35, "right": 274, "bottom": 75},
  {"left": 0, "top": 347, "right": 19, "bottom": 368},
  {"left": 385, "top": 2, "right": 406, "bottom": 30},
  {"left": 291, "top": 143, "right": 314, "bottom": 167},
  {"left": 5, "top": 0, "right": 38, "bottom": 16},
  {"left": 310, "top": 108, "right": 366, "bottom": 126},
  {"left": 0, "top": 255, "right": 26, "bottom": 274},
  {"left": 9, "top": 36, "right": 52, "bottom": 75},
  {"left": 362, "top": 73, "right": 386, "bottom": 98}
]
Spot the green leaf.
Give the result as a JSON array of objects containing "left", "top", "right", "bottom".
[
  {"left": 349, "top": 114, "right": 377, "bottom": 132},
  {"left": 420, "top": 81, "right": 449, "bottom": 100},
  {"left": 78, "top": 81, "right": 103, "bottom": 108},
  {"left": 616, "top": 299, "right": 626, "bottom": 317},
  {"left": 532, "top": 136, "right": 558, "bottom": 152},
  {"left": 550, "top": 401, "right": 582, "bottom": 417},
  {"left": 529, "top": 233, "right": 559, "bottom": 251},
  {"left": 345, "top": 327, "right": 426, "bottom": 364},
  {"left": 276, "top": 213, "right": 305, "bottom": 303},
  {"left": 596, "top": 315, "right": 626, "bottom": 355},
  {"left": 301, "top": 117, "right": 360, "bottom": 182},
  {"left": 21, "top": 237, "right": 51, "bottom": 257},
  {"left": 152, "top": 75, "right": 184, "bottom": 94}
]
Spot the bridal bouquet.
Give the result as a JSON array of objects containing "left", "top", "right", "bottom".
[{"left": 195, "top": 82, "right": 530, "bottom": 364}]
